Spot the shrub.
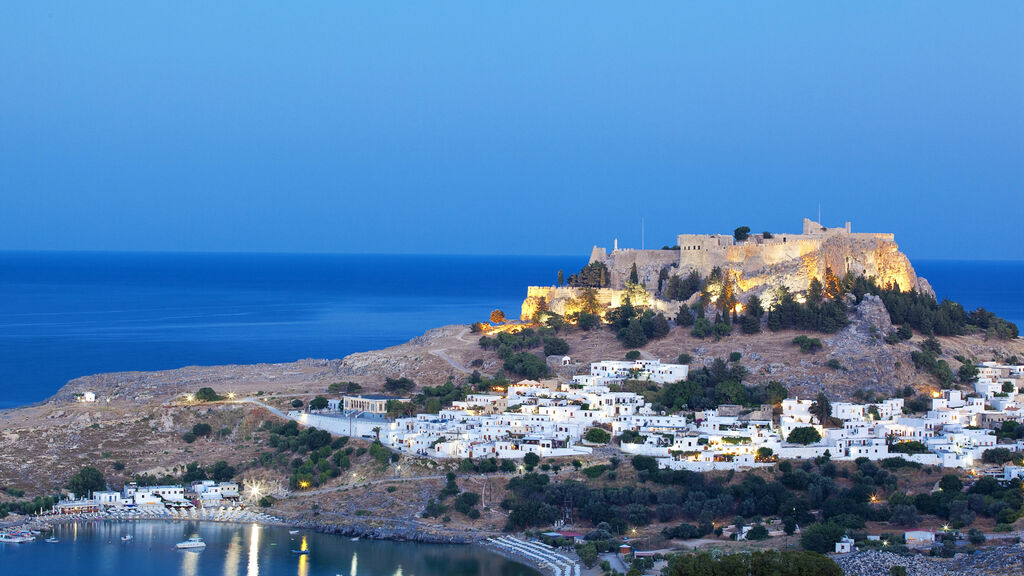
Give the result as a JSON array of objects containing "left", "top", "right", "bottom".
[
  {"left": 625, "top": 350, "right": 641, "bottom": 361},
  {"left": 792, "top": 335, "right": 823, "bottom": 353},
  {"left": 192, "top": 423, "right": 212, "bottom": 437},
  {"left": 290, "top": 399, "right": 304, "bottom": 408},
  {"left": 194, "top": 387, "right": 222, "bottom": 402},
  {"left": 182, "top": 432, "right": 197, "bottom": 444},
  {"left": 581, "top": 465, "right": 608, "bottom": 479}
]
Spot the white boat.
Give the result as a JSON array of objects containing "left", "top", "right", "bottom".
[
  {"left": 121, "top": 535, "right": 133, "bottom": 542},
  {"left": 350, "top": 537, "right": 359, "bottom": 542},
  {"left": 45, "top": 537, "right": 59, "bottom": 543},
  {"left": 0, "top": 533, "right": 34, "bottom": 543},
  {"left": 289, "top": 530, "right": 300, "bottom": 535},
  {"left": 175, "top": 536, "right": 206, "bottom": 549}
]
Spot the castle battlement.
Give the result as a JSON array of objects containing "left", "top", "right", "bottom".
[{"left": 587, "top": 218, "right": 928, "bottom": 297}]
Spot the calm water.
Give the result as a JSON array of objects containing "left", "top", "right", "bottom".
[
  {"left": 0, "top": 252, "right": 584, "bottom": 408},
  {"left": 0, "top": 521, "right": 539, "bottom": 576},
  {"left": 0, "top": 253, "right": 1019, "bottom": 409}
]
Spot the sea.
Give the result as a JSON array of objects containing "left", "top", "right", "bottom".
[
  {"left": 0, "top": 252, "right": 1020, "bottom": 410},
  {"left": 0, "top": 521, "right": 540, "bottom": 576}
]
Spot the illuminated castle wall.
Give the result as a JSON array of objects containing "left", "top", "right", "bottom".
[{"left": 588, "top": 218, "right": 930, "bottom": 298}]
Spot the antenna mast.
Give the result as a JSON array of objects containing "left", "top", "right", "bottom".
[{"left": 641, "top": 217, "right": 645, "bottom": 250}]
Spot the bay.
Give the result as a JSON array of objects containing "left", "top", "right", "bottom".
[{"left": 0, "top": 520, "right": 539, "bottom": 576}]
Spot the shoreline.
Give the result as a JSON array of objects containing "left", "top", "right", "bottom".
[{"left": 8, "top": 512, "right": 553, "bottom": 575}]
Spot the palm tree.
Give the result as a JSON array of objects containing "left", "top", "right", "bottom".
[{"left": 372, "top": 426, "right": 381, "bottom": 442}]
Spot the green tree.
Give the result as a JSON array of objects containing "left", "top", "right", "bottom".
[
  {"left": 810, "top": 393, "right": 832, "bottom": 424},
  {"left": 309, "top": 396, "right": 329, "bottom": 411},
  {"left": 800, "top": 521, "right": 845, "bottom": 553},
  {"left": 584, "top": 428, "right": 611, "bottom": 444},
  {"left": 733, "top": 226, "right": 751, "bottom": 242},
  {"left": 808, "top": 278, "right": 824, "bottom": 304},
  {"left": 939, "top": 474, "right": 963, "bottom": 493},
  {"left": 523, "top": 452, "right": 540, "bottom": 468},
  {"left": 192, "top": 423, "right": 212, "bottom": 437},
  {"left": 557, "top": 270, "right": 564, "bottom": 286},
  {"left": 787, "top": 427, "right": 822, "bottom": 445},
  {"left": 490, "top": 309, "right": 507, "bottom": 325},
  {"left": 543, "top": 337, "right": 569, "bottom": 356},
  {"left": 629, "top": 263, "right": 639, "bottom": 284},
  {"left": 68, "top": 466, "right": 105, "bottom": 497}
]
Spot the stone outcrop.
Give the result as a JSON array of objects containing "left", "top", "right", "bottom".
[
  {"left": 520, "top": 286, "right": 678, "bottom": 321},
  {"left": 587, "top": 218, "right": 932, "bottom": 300}
]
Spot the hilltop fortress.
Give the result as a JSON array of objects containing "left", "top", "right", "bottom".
[{"left": 522, "top": 218, "right": 931, "bottom": 320}]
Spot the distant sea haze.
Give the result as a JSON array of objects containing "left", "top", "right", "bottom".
[{"left": 0, "top": 252, "right": 1019, "bottom": 409}]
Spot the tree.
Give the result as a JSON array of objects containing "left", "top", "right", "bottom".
[
  {"left": 733, "top": 226, "right": 751, "bottom": 242},
  {"left": 629, "top": 263, "right": 639, "bottom": 285},
  {"left": 808, "top": 278, "right": 824, "bottom": 304},
  {"left": 309, "top": 396, "right": 329, "bottom": 411},
  {"left": 557, "top": 270, "right": 564, "bottom": 286},
  {"left": 543, "top": 337, "right": 569, "bottom": 356},
  {"left": 584, "top": 428, "right": 611, "bottom": 444},
  {"left": 647, "top": 313, "right": 671, "bottom": 339},
  {"left": 290, "top": 399, "right": 303, "bottom": 408},
  {"left": 939, "top": 474, "right": 963, "bottom": 493},
  {"left": 810, "top": 393, "right": 832, "bottom": 424},
  {"left": 192, "top": 423, "right": 212, "bottom": 437},
  {"left": 68, "top": 466, "right": 105, "bottom": 497},
  {"left": 490, "top": 309, "right": 506, "bottom": 325},
  {"left": 800, "top": 521, "right": 845, "bottom": 553},
  {"left": 787, "top": 427, "right": 822, "bottom": 445},
  {"left": 523, "top": 452, "right": 540, "bottom": 468},
  {"left": 625, "top": 350, "right": 641, "bottom": 360}
]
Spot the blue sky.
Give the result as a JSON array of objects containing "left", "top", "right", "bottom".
[{"left": 1, "top": 3, "right": 1021, "bottom": 260}]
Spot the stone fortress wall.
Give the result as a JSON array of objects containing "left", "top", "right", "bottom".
[
  {"left": 588, "top": 218, "right": 931, "bottom": 298},
  {"left": 521, "top": 218, "right": 931, "bottom": 321}
]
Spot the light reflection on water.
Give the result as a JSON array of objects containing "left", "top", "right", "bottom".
[
  {"left": 247, "top": 524, "right": 260, "bottom": 576},
  {"left": 0, "top": 521, "right": 539, "bottom": 576}
]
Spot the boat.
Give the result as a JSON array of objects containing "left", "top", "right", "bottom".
[
  {"left": 0, "top": 532, "right": 35, "bottom": 543},
  {"left": 45, "top": 537, "right": 59, "bottom": 543},
  {"left": 289, "top": 530, "right": 300, "bottom": 535},
  {"left": 349, "top": 537, "right": 359, "bottom": 542},
  {"left": 121, "top": 535, "right": 133, "bottom": 542},
  {"left": 175, "top": 536, "right": 206, "bottom": 549},
  {"left": 291, "top": 549, "right": 309, "bottom": 555}
]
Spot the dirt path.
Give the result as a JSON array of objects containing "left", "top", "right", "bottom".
[{"left": 430, "top": 348, "right": 472, "bottom": 373}]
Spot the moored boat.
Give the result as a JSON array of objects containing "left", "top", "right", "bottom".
[{"left": 175, "top": 536, "right": 206, "bottom": 549}]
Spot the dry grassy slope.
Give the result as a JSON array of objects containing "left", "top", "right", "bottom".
[{"left": 0, "top": 298, "right": 1021, "bottom": 498}]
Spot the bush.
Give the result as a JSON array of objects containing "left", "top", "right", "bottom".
[
  {"left": 792, "top": 335, "right": 823, "bottom": 353},
  {"left": 746, "top": 525, "right": 769, "bottom": 540},
  {"left": 584, "top": 428, "right": 611, "bottom": 444},
  {"left": 625, "top": 350, "right": 641, "bottom": 360},
  {"left": 523, "top": 452, "right": 540, "bottom": 468},
  {"left": 290, "top": 399, "right": 304, "bottom": 408},
  {"left": 192, "top": 423, "right": 212, "bottom": 437},
  {"left": 309, "top": 396, "right": 329, "bottom": 411},
  {"left": 194, "top": 387, "right": 222, "bottom": 402},
  {"left": 182, "top": 432, "right": 197, "bottom": 444},
  {"left": 581, "top": 465, "right": 608, "bottom": 479}
]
